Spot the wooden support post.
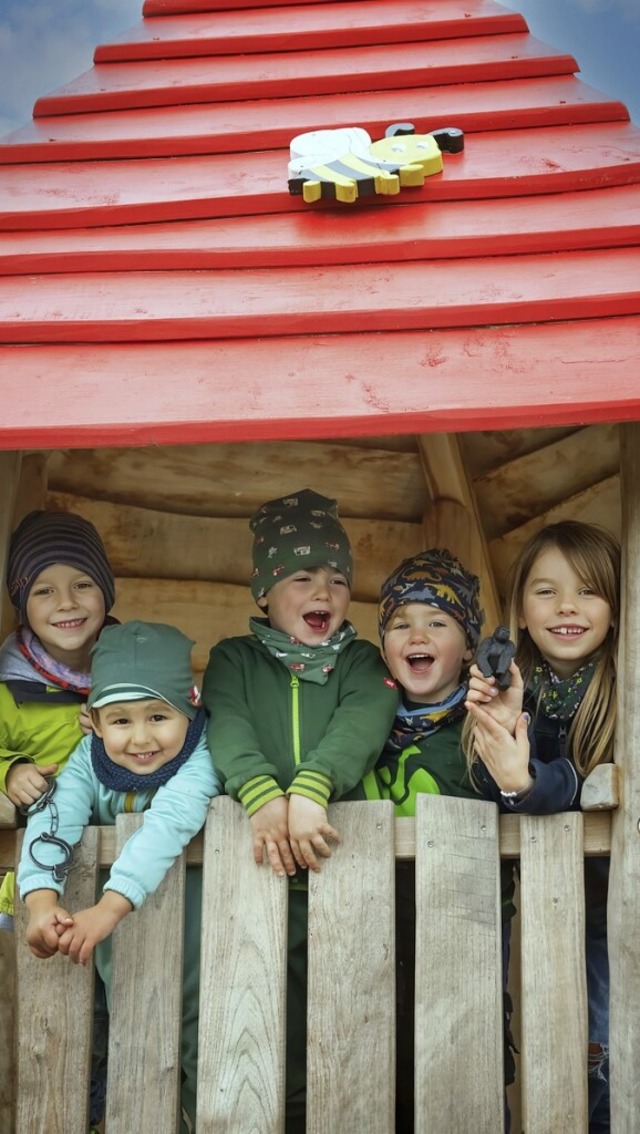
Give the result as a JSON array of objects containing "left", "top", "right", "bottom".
[
  {"left": 417, "top": 434, "right": 502, "bottom": 630},
  {"left": 609, "top": 423, "right": 640, "bottom": 1132},
  {"left": 415, "top": 794, "right": 504, "bottom": 1133},
  {"left": 0, "top": 451, "right": 22, "bottom": 646},
  {"left": 106, "top": 815, "right": 185, "bottom": 1134},
  {"left": 15, "top": 828, "right": 99, "bottom": 1134},
  {"left": 198, "top": 796, "right": 287, "bottom": 1133},
  {"left": 307, "top": 800, "right": 395, "bottom": 1134},
  {"left": 519, "top": 814, "right": 587, "bottom": 1132}
]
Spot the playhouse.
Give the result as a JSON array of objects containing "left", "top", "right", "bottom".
[{"left": 0, "top": 0, "right": 639, "bottom": 1130}]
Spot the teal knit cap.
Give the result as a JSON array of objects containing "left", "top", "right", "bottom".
[
  {"left": 250, "top": 489, "right": 353, "bottom": 601},
  {"left": 88, "top": 621, "right": 199, "bottom": 719}
]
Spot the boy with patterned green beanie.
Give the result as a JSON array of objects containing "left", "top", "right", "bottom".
[{"left": 202, "top": 488, "right": 398, "bottom": 1133}]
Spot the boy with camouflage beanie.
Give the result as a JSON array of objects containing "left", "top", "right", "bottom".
[{"left": 203, "top": 488, "right": 398, "bottom": 1133}]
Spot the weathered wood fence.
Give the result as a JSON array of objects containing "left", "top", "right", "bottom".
[{"left": 1, "top": 795, "right": 615, "bottom": 1134}]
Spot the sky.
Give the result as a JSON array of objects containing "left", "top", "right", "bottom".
[{"left": 0, "top": 0, "right": 638, "bottom": 140}]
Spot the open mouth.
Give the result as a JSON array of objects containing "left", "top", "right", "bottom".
[
  {"left": 52, "top": 618, "right": 86, "bottom": 630},
  {"left": 129, "top": 752, "right": 159, "bottom": 764},
  {"left": 406, "top": 652, "right": 434, "bottom": 673},
  {"left": 303, "top": 610, "right": 331, "bottom": 634},
  {"left": 549, "top": 626, "right": 586, "bottom": 639}
]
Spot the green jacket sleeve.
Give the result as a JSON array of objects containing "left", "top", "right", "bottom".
[
  {"left": 202, "top": 638, "right": 284, "bottom": 802},
  {"left": 292, "top": 642, "right": 399, "bottom": 799},
  {"left": 0, "top": 684, "right": 84, "bottom": 795}
]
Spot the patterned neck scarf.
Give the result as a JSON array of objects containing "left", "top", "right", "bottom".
[
  {"left": 90, "top": 707, "right": 205, "bottom": 792},
  {"left": 249, "top": 617, "right": 357, "bottom": 685},
  {"left": 17, "top": 624, "right": 93, "bottom": 694},
  {"left": 385, "top": 683, "right": 467, "bottom": 754},
  {"left": 16, "top": 619, "right": 118, "bottom": 695},
  {"left": 528, "top": 657, "right": 598, "bottom": 721}
]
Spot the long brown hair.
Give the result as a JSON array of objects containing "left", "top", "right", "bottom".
[{"left": 506, "top": 521, "right": 619, "bottom": 776}]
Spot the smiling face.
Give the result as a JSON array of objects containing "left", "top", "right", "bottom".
[
  {"left": 258, "top": 565, "right": 350, "bottom": 646},
  {"left": 92, "top": 699, "right": 190, "bottom": 776},
  {"left": 25, "top": 562, "right": 106, "bottom": 670},
  {"left": 382, "top": 602, "right": 472, "bottom": 704},
  {"left": 519, "top": 546, "right": 613, "bottom": 678}
]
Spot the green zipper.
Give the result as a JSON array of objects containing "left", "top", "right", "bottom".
[{"left": 290, "top": 673, "right": 301, "bottom": 766}]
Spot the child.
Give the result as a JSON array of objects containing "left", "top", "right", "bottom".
[
  {"left": 345, "top": 549, "right": 517, "bottom": 1130},
  {"left": 0, "top": 508, "right": 116, "bottom": 1126},
  {"left": 465, "top": 520, "right": 619, "bottom": 1134},
  {"left": 0, "top": 509, "right": 116, "bottom": 917},
  {"left": 202, "top": 488, "right": 399, "bottom": 1133},
  {"left": 18, "top": 620, "right": 221, "bottom": 1134}
]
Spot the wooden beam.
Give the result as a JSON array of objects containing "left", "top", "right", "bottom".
[
  {"left": 489, "top": 475, "right": 621, "bottom": 594},
  {"left": 608, "top": 422, "right": 640, "bottom": 1129},
  {"left": 0, "top": 452, "right": 22, "bottom": 642},
  {"left": 418, "top": 433, "right": 502, "bottom": 630},
  {"left": 0, "top": 812, "right": 613, "bottom": 872},
  {"left": 474, "top": 422, "right": 619, "bottom": 540}
]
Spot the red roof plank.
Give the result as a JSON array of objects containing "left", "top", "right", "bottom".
[
  {"left": 1, "top": 316, "right": 638, "bottom": 449},
  {"left": 2, "top": 186, "right": 638, "bottom": 276},
  {"left": 0, "top": 77, "right": 627, "bottom": 166},
  {"left": 2, "top": 122, "right": 638, "bottom": 231},
  {"left": 35, "top": 35, "right": 575, "bottom": 117},
  {"left": 95, "top": 0, "right": 527, "bottom": 62},
  {"left": 2, "top": 249, "right": 638, "bottom": 344}
]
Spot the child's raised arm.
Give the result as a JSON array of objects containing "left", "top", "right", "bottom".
[{"left": 465, "top": 661, "right": 524, "bottom": 737}]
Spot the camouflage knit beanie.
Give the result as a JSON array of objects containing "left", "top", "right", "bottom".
[
  {"left": 378, "top": 548, "right": 483, "bottom": 648},
  {"left": 250, "top": 489, "right": 353, "bottom": 602}
]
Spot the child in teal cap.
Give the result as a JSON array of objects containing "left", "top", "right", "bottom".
[
  {"left": 203, "top": 488, "right": 398, "bottom": 1133},
  {"left": 19, "top": 620, "right": 221, "bottom": 1134}
]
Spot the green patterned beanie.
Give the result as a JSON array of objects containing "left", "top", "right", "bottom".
[{"left": 250, "top": 489, "right": 353, "bottom": 601}]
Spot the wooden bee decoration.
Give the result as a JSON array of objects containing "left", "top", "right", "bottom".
[{"left": 288, "top": 122, "right": 464, "bottom": 204}]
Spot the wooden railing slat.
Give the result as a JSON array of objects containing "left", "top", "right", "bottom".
[
  {"left": 609, "top": 422, "right": 640, "bottom": 1132},
  {"left": 415, "top": 794, "right": 504, "bottom": 1132},
  {"left": 15, "top": 827, "right": 99, "bottom": 1134},
  {"left": 197, "top": 796, "right": 287, "bottom": 1132},
  {"left": 307, "top": 801, "right": 395, "bottom": 1133},
  {"left": 106, "top": 814, "right": 184, "bottom": 1134},
  {"left": 519, "top": 814, "right": 588, "bottom": 1131}
]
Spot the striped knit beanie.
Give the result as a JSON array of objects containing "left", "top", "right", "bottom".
[
  {"left": 7, "top": 510, "right": 116, "bottom": 625},
  {"left": 378, "top": 548, "right": 483, "bottom": 648},
  {"left": 250, "top": 489, "right": 353, "bottom": 601}
]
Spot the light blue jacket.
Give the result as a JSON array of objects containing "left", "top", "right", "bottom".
[{"left": 18, "top": 729, "right": 221, "bottom": 909}]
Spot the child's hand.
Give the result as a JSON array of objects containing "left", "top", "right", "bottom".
[
  {"left": 288, "top": 795, "right": 340, "bottom": 873},
  {"left": 465, "top": 661, "right": 524, "bottom": 736},
  {"left": 469, "top": 705, "right": 533, "bottom": 796},
  {"left": 249, "top": 796, "right": 296, "bottom": 878},
  {"left": 56, "top": 892, "right": 133, "bottom": 966},
  {"left": 24, "top": 891, "right": 74, "bottom": 959},
  {"left": 78, "top": 703, "right": 93, "bottom": 735},
  {"left": 5, "top": 761, "right": 59, "bottom": 808}
]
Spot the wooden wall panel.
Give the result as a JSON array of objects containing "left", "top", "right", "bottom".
[
  {"left": 112, "top": 578, "right": 380, "bottom": 673},
  {"left": 47, "top": 442, "right": 427, "bottom": 522},
  {"left": 47, "top": 490, "right": 423, "bottom": 603}
]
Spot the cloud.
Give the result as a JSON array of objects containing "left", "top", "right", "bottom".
[
  {"left": 0, "top": 0, "right": 140, "bottom": 137},
  {"left": 570, "top": 0, "right": 639, "bottom": 16}
]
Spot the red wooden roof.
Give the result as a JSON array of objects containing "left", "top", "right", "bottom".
[{"left": 0, "top": 0, "right": 639, "bottom": 448}]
